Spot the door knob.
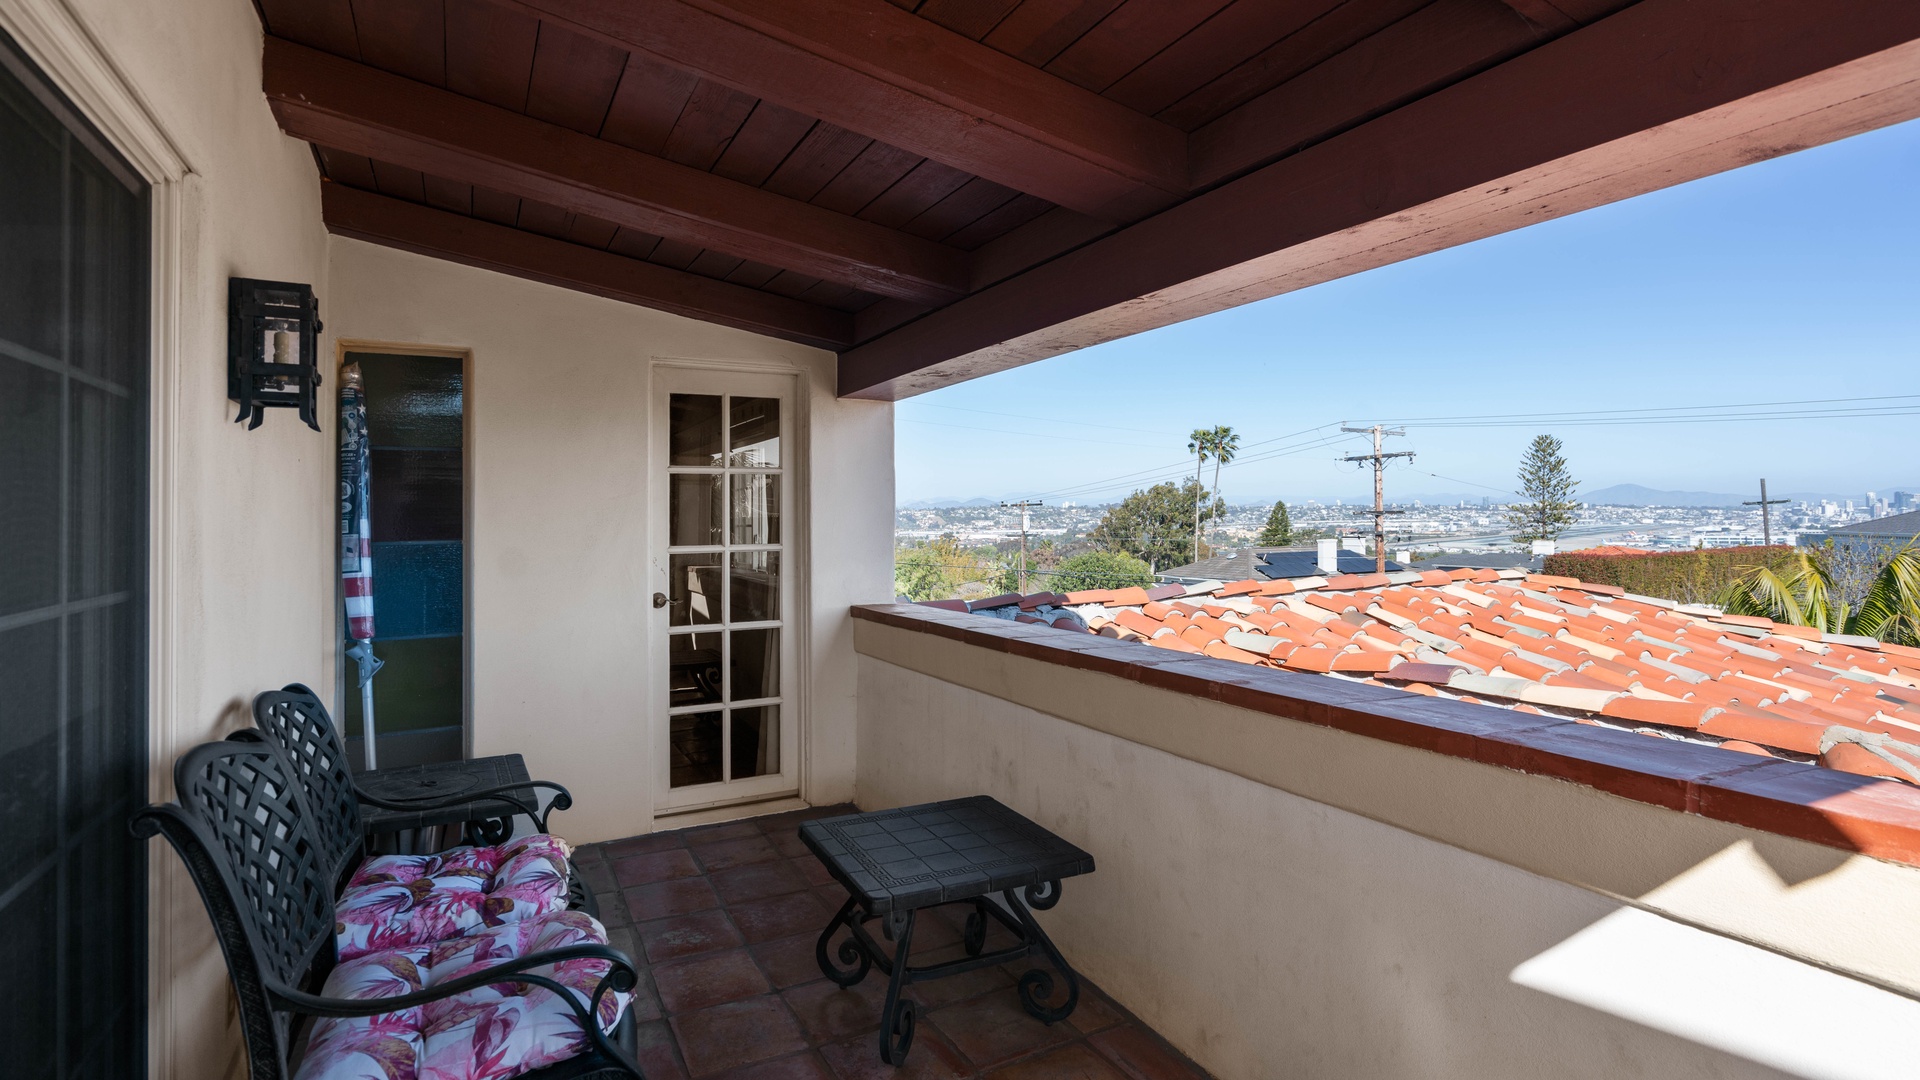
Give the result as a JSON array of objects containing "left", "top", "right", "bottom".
[{"left": 652, "top": 592, "right": 668, "bottom": 608}]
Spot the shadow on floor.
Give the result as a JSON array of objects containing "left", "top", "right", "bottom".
[{"left": 575, "top": 805, "right": 1213, "bottom": 1080}]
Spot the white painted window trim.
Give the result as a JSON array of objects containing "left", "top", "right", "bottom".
[{"left": 0, "top": 3, "right": 193, "bottom": 1079}]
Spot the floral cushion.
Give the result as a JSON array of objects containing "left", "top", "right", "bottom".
[
  {"left": 295, "top": 910, "right": 630, "bottom": 1080},
  {"left": 336, "top": 835, "right": 572, "bottom": 962}
]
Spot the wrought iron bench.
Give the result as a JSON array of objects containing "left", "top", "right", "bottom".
[
  {"left": 134, "top": 738, "right": 643, "bottom": 1080},
  {"left": 247, "top": 683, "right": 599, "bottom": 915}
]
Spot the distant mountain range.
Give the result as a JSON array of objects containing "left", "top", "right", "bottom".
[{"left": 901, "top": 483, "right": 1920, "bottom": 511}]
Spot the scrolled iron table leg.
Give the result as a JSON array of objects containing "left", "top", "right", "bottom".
[
  {"left": 962, "top": 897, "right": 990, "bottom": 956},
  {"left": 1005, "top": 887, "right": 1079, "bottom": 1024},
  {"left": 816, "top": 896, "right": 871, "bottom": 987},
  {"left": 877, "top": 909, "right": 918, "bottom": 1064}
]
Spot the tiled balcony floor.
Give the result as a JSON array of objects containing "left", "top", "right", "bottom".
[{"left": 574, "top": 806, "right": 1212, "bottom": 1080}]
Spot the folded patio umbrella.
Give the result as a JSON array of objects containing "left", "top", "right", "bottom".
[{"left": 339, "top": 362, "right": 384, "bottom": 769}]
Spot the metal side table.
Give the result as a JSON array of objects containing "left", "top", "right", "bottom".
[{"left": 800, "top": 796, "right": 1096, "bottom": 1064}]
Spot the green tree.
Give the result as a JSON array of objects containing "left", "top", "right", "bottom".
[
  {"left": 893, "top": 535, "right": 1010, "bottom": 601},
  {"left": 1258, "top": 500, "right": 1294, "bottom": 546},
  {"left": 1507, "top": 434, "right": 1580, "bottom": 543},
  {"left": 1722, "top": 542, "right": 1920, "bottom": 646},
  {"left": 1090, "top": 480, "right": 1219, "bottom": 571},
  {"left": 1049, "top": 551, "right": 1153, "bottom": 593}
]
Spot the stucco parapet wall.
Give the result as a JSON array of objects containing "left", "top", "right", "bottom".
[{"left": 852, "top": 603, "right": 1920, "bottom": 994}]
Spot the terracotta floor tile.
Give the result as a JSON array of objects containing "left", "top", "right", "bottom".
[
  {"left": 615, "top": 848, "right": 703, "bottom": 887},
  {"left": 574, "top": 850, "right": 617, "bottom": 893},
  {"left": 640, "top": 909, "right": 746, "bottom": 963},
  {"left": 751, "top": 931, "right": 829, "bottom": 990},
  {"left": 712, "top": 859, "right": 810, "bottom": 905},
  {"left": 767, "top": 828, "right": 814, "bottom": 859},
  {"left": 819, "top": 1026, "right": 974, "bottom": 1080},
  {"left": 984, "top": 1042, "right": 1127, "bottom": 1080},
  {"left": 754, "top": 805, "right": 855, "bottom": 832},
  {"left": 684, "top": 819, "right": 765, "bottom": 845},
  {"left": 896, "top": 945, "right": 1014, "bottom": 1010},
  {"left": 631, "top": 1018, "right": 691, "bottom": 1080},
  {"left": 1064, "top": 988, "right": 1126, "bottom": 1036},
  {"left": 693, "top": 834, "right": 782, "bottom": 872},
  {"left": 603, "top": 832, "right": 687, "bottom": 859},
  {"left": 730, "top": 889, "right": 836, "bottom": 944},
  {"left": 711, "top": 1051, "right": 837, "bottom": 1080},
  {"left": 780, "top": 976, "right": 897, "bottom": 1042},
  {"left": 627, "top": 876, "right": 724, "bottom": 921},
  {"left": 926, "top": 992, "right": 1073, "bottom": 1069},
  {"left": 794, "top": 855, "right": 838, "bottom": 887},
  {"left": 655, "top": 948, "right": 775, "bottom": 1014},
  {"left": 1087, "top": 1026, "right": 1211, "bottom": 1080},
  {"left": 671, "top": 995, "right": 810, "bottom": 1078}
]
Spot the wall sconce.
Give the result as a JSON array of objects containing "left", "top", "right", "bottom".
[{"left": 228, "top": 277, "right": 323, "bottom": 430}]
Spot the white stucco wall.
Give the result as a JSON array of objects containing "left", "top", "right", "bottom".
[
  {"left": 855, "top": 647, "right": 1920, "bottom": 1079},
  {"left": 326, "top": 238, "right": 895, "bottom": 842}
]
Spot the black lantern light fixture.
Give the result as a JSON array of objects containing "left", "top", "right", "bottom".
[{"left": 228, "top": 277, "right": 323, "bottom": 430}]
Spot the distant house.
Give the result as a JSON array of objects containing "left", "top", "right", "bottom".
[
  {"left": 1158, "top": 545, "right": 1407, "bottom": 584},
  {"left": 1410, "top": 552, "right": 1545, "bottom": 573},
  {"left": 1802, "top": 509, "right": 1920, "bottom": 551}
]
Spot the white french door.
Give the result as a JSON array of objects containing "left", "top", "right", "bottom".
[{"left": 649, "top": 368, "right": 798, "bottom": 812}]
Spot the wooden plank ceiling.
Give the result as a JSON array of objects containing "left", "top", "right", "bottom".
[{"left": 257, "top": 0, "right": 1920, "bottom": 396}]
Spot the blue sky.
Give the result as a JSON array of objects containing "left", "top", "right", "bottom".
[{"left": 894, "top": 117, "right": 1920, "bottom": 507}]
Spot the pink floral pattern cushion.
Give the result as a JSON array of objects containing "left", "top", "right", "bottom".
[
  {"left": 335, "top": 835, "right": 572, "bottom": 962},
  {"left": 295, "top": 910, "right": 630, "bottom": 1080}
]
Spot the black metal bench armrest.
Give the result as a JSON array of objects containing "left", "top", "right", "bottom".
[
  {"left": 354, "top": 779, "right": 573, "bottom": 833},
  {"left": 274, "top": 944, "right": 647, "bottom": 1078},
  {"left": 274, "top": 943, "right": 635, "bottom": 1017}
]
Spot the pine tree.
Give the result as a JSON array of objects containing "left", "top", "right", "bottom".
[
  {"left": 1507, "top": 434, "right": 1581, "bottom": 543},
  {"left": 1258, "top": 501, "right": 1294, "bottom": 545}
]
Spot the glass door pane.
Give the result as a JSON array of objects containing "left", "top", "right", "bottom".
[
  {"left": 0, "top": 31, "right": 148, "bottom": 1077},
  {"left": 658, "top": 380, "right": 793, "bottom": 809}
]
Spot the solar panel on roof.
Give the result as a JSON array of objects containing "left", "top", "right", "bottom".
[{"left": 1257, "top": 551, "right": 1407, "bottom": 579}]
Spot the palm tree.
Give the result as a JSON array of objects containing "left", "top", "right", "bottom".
[
  {"left": 1722, "top": 543, "right": 1920, "bottom": 646},
  {"left": 1205, "top": 423, "right": 1239, "bottom": 516},
  {"left": 1186, "top": 425, "right": 1240, "bottom": 560}
]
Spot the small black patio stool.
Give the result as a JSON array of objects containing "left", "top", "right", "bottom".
[{"left": 801, "top": 796, "right": 1096, "bottom": 1064}]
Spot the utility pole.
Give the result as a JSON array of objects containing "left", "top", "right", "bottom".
[
  {"left": 1341, "top": 425, "right": 1415, "bottom": 573},
  {"left": 1743, "top": 478, "right": 1788, "bottom": 547},
  {"left": 1001, "top": 500, "right": 1043, "bottom": 592}
]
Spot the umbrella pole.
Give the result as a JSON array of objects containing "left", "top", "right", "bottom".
[
  {"left": 360, "top": 663, "right": 378, "bottom": 769},
  {"left": 345, "top": 638, "right": 383, "bottom": 770}
]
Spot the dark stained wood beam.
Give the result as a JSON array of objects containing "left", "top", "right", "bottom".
[
  {"left": 265, "top": 37, "right": 965, "bottom": 304},
  {"left": 322, "top": 183, "right": 853, "bottom": 349},
  {"left": 1190, "top": 0, "right": 1548, "bottom": 190},
  {"left": 1494, "top": 0, "right": 1581, "bottom": 34},
  {"left": 839, "top": 0, "right": 1920, "bottom": 399},
  {"left": 495, "top": 0, "right": 1188, "bottom": 222}
]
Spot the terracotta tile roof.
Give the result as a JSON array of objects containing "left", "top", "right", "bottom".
[{"left": 931, "top": 567, "right": 1920, "bottom": 788}]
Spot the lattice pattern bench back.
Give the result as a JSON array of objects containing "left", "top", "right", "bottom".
[
  {"left": 253, "top": 683, "right": 365, "bottom": 880},
  {"left": 174, "top": 740, "right": 337, "bottom": 991}
]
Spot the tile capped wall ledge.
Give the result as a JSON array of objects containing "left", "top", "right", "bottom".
[{"left": 851, "top": 603, "right": 1920, "bottom": 869}]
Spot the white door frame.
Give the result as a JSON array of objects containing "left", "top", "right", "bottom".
[
  {"left": 0, "top": 4, "right": 190, "bottom": 1078},
  {"left": 647, "top": 358, "right": 810, "bottom": 816}
]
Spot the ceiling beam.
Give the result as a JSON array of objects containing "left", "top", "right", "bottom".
[
  {"left": 496, "top": 0, "right": 1188, "bottom": 222},
  {"left": 322, "top": 183, "right": 853, "bottom": 350},
  {"left": 838, "top": 0, "right": 1920, "bottom": 399},
  {"left": 265, "top": 37, "right": 965, "bottom": 304}
]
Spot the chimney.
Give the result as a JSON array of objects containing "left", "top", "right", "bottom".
[{"left": 1317, "top": 538, "right": 1339, "bottom": 574}]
